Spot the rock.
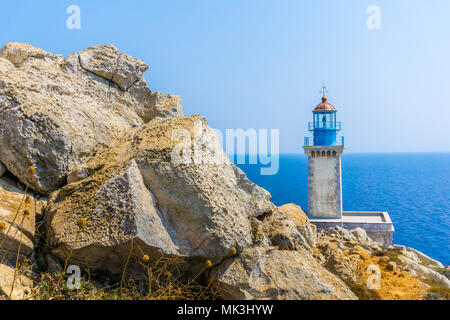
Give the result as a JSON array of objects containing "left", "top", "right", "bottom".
[
  {"left": 386, "top": 261, "right": 397, "bottom": 271},
  {"left": 404, "top": 247, "right": 444, "bottom": 269},
  {"left": 77, "top": 44, "right": 148, "bottom": 91},
  {"left": 317, "top": 240, "right": 360, "bottom": 285},
  {"left": 146, "top": 92, "right": 184, "bottom": 120},
  {"left": 400, "top": 250, "right": 421, "bottom": 264},
  {"left": 259, "top": 207, "right": 312, "bottom": 251},
  {"left": 0, "top": 161, "right": 6, "bottom": 177},
  {"left": 249, "top": 218, "right": 272, "bottom": 247},
  {"left": 316, "top": 229, "right": 448, "bottom": 299},
  {"left": 0, "top": 42, "right": 62, "bottom": 66},
  {"left": 46, "top": 254, "right": 62, "bottom": 274},
  {"left": 46, "top": 116, "right": 273, "bottom": 275},
  {"left": 0, "top": 175, "right": 43, "bottom": 263},
  {"left": 350, "top": 228, "right": 370, "bottom": 242},
  {"left": 0, "top": 43, "right": 183, "bottom": 194},
  {"left": 323, "top": 226, "right": 352, "bottom": 240},
  {"left": 0, "top": 263, "right": 33, "bottom": 300},
  {"left": 47, "top": 160, "right": 180, "bottom": 275},
  {"left": 67, "top": 165, "right": 92, "bottom": 185},
  {"left": 277, "top": 203, "right": 308, "bottom": 226},
  {"left": 267, "top": 204, "right": 317, "bottom": 249},
  {"left": 398, "top": 254, "right": 450, "bottom": 288},
  {"left": 391, "top": 244, "right": 406, "bottom": 251},
  {"left": 213, "top": 246, "right": 358, "bottom": 300}
]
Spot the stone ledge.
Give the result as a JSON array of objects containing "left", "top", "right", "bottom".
[{"left": 309, "top": 211, "right": 394, "bottom": 246}]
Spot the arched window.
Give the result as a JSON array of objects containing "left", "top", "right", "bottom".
[
  {"left": 327, "top": 151, "right": 331, "bottom": 157},
  {"left": 322, "top": 151, "right": 326, "bottom": 157},
  {"left": 332, "top": 151, "right": 337, "bottom": 157},
  {"left": 311, "top": 151, "right": 315, "bottom": 158}
]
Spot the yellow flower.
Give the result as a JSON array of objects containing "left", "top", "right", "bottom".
[
  {"left": 25, "top": 195, "right": 32, "bottom": 204},
  {"left": 205, "top": 260, "right": 212, "bottom": 268},
  {"left": 77, "top": 218, "right": 87, "bottom": 228},
  {"left": 229, "top": 247, "right": 237, "bottom": 256},
  {"left": 0, "top": 222, "right": 6, "bottom": 232},
  {"left": 142, "top": 254, "right": 149, "bottom": 262},
  {"left": 28, "top": 166, "right": 36, "bottom": 175},
  {"left": 23, "top": 209, "right": 31, "bottom": 216}
]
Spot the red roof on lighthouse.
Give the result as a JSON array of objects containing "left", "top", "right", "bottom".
[{"left": 314, "top": 96, "right": 336, "bottom": 111}]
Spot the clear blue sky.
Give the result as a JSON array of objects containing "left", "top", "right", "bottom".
[{"left": 1, "top": 0, "right": 449, "bottom": 153}]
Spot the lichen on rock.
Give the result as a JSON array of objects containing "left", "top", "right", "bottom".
[{"left": 0, "top": 42, "right": 183, "bottom": 194}]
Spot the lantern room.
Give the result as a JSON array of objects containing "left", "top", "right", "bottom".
[{"left": 308, "top": 96, "right": 341, "bottom": 146}]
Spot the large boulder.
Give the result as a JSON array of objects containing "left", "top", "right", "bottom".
[
  {"left": 46, "top": 160, "right": 180, "bottom": 275},
  {"left": 276, "top": 203, "right": 317, "bottom": 248},
  {"left": 253, "top": 203, "right": 316, "bottom": 251},
  {"left": 0, "top": 43, "right": 183, "bottom": 194},
  {"left": 213, "top": 246, "right": 358, "bottom": 300},
  {"left": 258, "top": 209, "right": 310, "bottom": 251},
  {"left": 46, "top": 116, "right": 273, "bottom": 276},
  {"left": 76, "top": 44, "right": 148, "bottom": 91}
]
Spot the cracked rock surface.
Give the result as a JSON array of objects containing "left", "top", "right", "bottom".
[{"left": 0, "top": 43, "right": 183, "bottom": 194}]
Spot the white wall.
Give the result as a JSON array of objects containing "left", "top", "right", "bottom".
[{"left": 307, "top": 154, "right": 342, "bottom": 218}]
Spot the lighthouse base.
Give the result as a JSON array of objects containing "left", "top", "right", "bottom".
[{"left": 309, "top": 211, "right": 394, "bottom": 247}]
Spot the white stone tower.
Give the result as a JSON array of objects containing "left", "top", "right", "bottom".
[{"left": 303, "top": 145, "right": 344, "bottom": 218}]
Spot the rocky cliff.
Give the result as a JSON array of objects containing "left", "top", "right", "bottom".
[{"left": 0, "top": 43, "right": 448, "bottom": 300}]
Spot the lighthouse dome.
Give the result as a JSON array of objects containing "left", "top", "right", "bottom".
[{"left": 314, "top": 96, "right": 336, "bottom": 111}]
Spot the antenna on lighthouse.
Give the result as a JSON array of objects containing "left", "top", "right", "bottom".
[{"left": 320, "top": 82, "right": 328, "bottom": 98}]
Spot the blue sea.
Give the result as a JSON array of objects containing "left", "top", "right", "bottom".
[{"left": 237, "top": 153, "right": 450, "bottom": 265}]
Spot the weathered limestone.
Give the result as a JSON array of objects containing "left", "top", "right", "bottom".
[
  {"left": 0, "top": 175, "right": 44, "bottom": 263},
  {"left": 0, "top": 43, "right": 183, "bottom": 194},
  {"left": 256, "top": 204, "right": 316, "bottom": 251},
  {"left": 397, "top": 252, "right": 450, "bottom": 288},
  {"left": 277, "top": 203, "right": 317, "bottom": 248},
  {"left": 146, "top": 92, "right": 184, "bottom": 119},
  {"left": 311, "top": 212, "right": 394, "bottom": 247},
  {"left": 213, "top": 246, "right": 358, "bottom": 300},
  {"left": 47, "top": 160, "right": 180, "bottom": 275},
  {"left": 46, "top": 116, "right": 273, "bottom": 275},
  {"left": 0, "top": 264, "right": 33, "bottom": 300},
  {"left": 0, "top": 42, "right": 61, "bottom": 66},
  {"left": 77, "top": 44, "right": 148, "bottom": 91},
  {"left": 315, "top": 226, "right": 448, "bottom": 299},
  {"left": 392, "top": 245, "right": 444, "bottom": 269},
  {"left": 0, "top": 162, "right": 5, "bottom": 177}
]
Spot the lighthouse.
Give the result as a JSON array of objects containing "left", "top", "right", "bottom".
[
  {"left": 303, "top": 86, "right": 394, "bottom": 246},
  {"left": 303, "top": 92, "right": 344, "bottom": 219}
]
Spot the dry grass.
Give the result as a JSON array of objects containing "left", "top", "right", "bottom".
[
  {"left": 0, "top": 167, "right": 34, "bottom": 299},
  {"left": 0, "top": 166, "right": 224, "bottom": 300},
  {"left": 426, "top": 286, "right": 450, "bottom": 300},
  {"left": 27, "top": 254, "right": 220, "bottom": 300},
  {"left": 352, "top": 249, "right": 427, "bottom": 300}
]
